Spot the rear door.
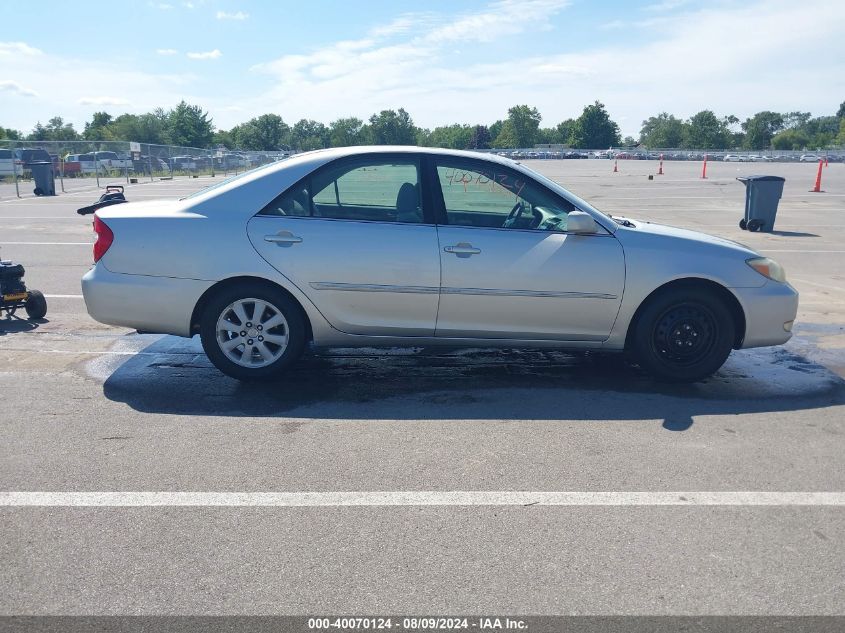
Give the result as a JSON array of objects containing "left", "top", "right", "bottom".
[
  {"left": 430, "top": 157, "right": 625, "bottom": 341},
  {"left": 247, "top": 154, "right": 441, "bottom": 336}
]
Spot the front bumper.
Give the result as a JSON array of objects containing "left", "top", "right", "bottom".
[
  {"left": 82, "top": 265, "right": 213, "bottom": 337},
  {"left": 734, "top": 280, "right": 799, "bottom": 348}
]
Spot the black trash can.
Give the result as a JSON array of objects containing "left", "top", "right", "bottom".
[
  {"left": 30, "top": 161, "right": 56, "bottom": 196},
  {"left": 737, "top": 175, "right": 785, "bottom": 232}
]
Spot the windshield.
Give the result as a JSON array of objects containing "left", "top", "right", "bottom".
[{"left": 514, "top": 161, "right": 615, "bottom": 226}]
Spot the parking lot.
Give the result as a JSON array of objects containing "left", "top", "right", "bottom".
[{"left": 1, "top": 159, "right": 844, "bottom": 617}]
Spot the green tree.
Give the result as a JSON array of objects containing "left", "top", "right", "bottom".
[
  {"left": 43, "top": 116, "right": 79, "bottom": 141},
  {"left": 212, "top": 128, "right": 235, "bottom": 149},
  {"left": 489, "top": 120, "right": 504, "bottom": 141},
  {"left": 28, "top": 122, "right": 49, "bottom": 141},
  {"left": 290, "top": 119, "right": 329, "bottom": 151},
  {"left": 837, "top": 118, "right": 845, "bottom": 144},
  {"left": 639, "top": 112, "right": 685, "bottom": 148},
  {"left": 682, "top": 110, "right": 731, "bottom": 149},
  {"left": 167, "top": 101, "right": 214, "bottom": 147},
  {"left": 504, "top": 105, "right": 541, "bottom": 147},
  {"left": 236, "top": 114, "right": 290, "bottom": 150},
  {"left": 782, "top": 111, "right": 812, "bottom": 129},
  {"left": 428, "top": 124, "right": 474, "bottom": 149},
  {"left": 108, "top": 111, "right": 169, "bottom": 145},
  {"left": 329, "top": 117, "right": 367, "bottom": 147},
  {"left": 1, "top": 127, "right": 23, "bottom": 140},
  {"left": 83, "top": 112, "right": 114, "bottom": 140},
  {"left": 837, "top": 101, "right": 845, "bottom": 119},
  {"left": 491, "top": 120, "right": 517, "bottom": 148},
  {"left": 741, "top": 111, "right": 784, "bottom": 149},
  {"left": 368, "top": 108, "right": 416, "bottom": 145},
  {"left": 771, "top": 128, "right": 809, "bottom": 150},
  {"left": 570, "top": 101, "right": 621, "bottom": 149},
  {"left": 415, "top": 127, "right": 432, "bottom": 146},
  {"left": 555, "top": 119, "right": 575, "bottom": 145},
  {"left": 468, "top": 125, "right": 491, "bottom": 149}
]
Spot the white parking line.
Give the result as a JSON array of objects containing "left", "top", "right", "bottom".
[
  {"left": 45, "top": 294, "right": 84, "bottom": 299},
  {"left": 1, "top": 491, "right": 843, "bottom": 507}
]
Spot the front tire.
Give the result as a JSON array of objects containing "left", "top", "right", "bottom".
[
  {"left": 199, "top": 283, "right": 306, "bottom": 381},
  {"left": 24, "top": 290, "right": 47, "bottom": 319},
  {"left": 631, "top": 287, "right": 735, "bottom": 383}
]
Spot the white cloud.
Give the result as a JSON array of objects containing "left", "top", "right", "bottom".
[
  {"left": 0, "top": 80, "right": 38, "bottom": 97},
  {"left": 149, "top": 2, "right": 173, "bottom": 9},
  {"left": 424, "top": 0, "right": 569, "bottom": 43},
  {"left": 643, "top": 0, "right": 690, "bottom": 11},
  {"left": 156, "top": 48, "right": 179, "bottom": 56},
  {"left": 187, "top": 49, "right": 222, "bottom": 60},
  {"left": 0, "top": 41, "right": 43, "bottom": 56},
  {"left": 216, "top": 10, "right": 248, "bottom": 20},
  {"left": 78, "top": 96, "right": 130, "bottom": 106}
]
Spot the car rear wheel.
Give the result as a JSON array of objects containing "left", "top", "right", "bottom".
[
  {"left": 200, "top": 283, "right": 306, "bottom": 381},
  {"left": 631, "top": 287, "right": 735, "bottom": 383}
]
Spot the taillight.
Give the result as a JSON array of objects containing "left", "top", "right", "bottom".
[{"left": 93, "top": 216, "right": 114, "bottom": 263}]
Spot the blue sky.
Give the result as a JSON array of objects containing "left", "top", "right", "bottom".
[{"left": 2, "top": 0, "right": 843, "bottom": 137}]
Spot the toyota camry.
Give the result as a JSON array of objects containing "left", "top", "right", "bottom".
[{"left": 82, "top": 146, "right": 798, "bottom": 382}]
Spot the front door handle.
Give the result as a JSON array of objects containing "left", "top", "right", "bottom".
[
  {"left": 444, "top": 242, "right": 481, "bottom": 257},
  {"left": 264, "top": 231, "right": 303, "bottom": 245}
]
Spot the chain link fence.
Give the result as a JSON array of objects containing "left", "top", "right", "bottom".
[{"left": 0, "top": 139, "right": 289, "bottom": 199}]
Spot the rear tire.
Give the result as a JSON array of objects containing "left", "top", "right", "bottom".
[
  {"left": 200, "top": 282, "right": 306, "bottom": 381},
  {"left": 739, "top": 218, "right": 747, "bottom": 230},
  {"left": 631, "top": 287, "right": 735, "bottom": 383},
  {"left": 24, "top": 289, "right": 47, "bottom": 319}
]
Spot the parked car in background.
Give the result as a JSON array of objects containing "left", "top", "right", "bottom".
[
  {"left": 82, "top": 146, "right": 798, "bottom": 384},
  {"left": 65, "top": 154, "right": 103, "bottom": 175},
  {"left": 799, "top": 154, "right": 821, "bottom": 162},
  {"left": 723, "top": 154, "right": 746, "bottom": 162},
  {"left": 132, "top": 155, "right": 169, "bottom": 175},
  {"left": 0, "top": 149, "right": 24, "bottom": 177},
  {"left": 170, "top": 156, "right": 198, "bottom": 171}
]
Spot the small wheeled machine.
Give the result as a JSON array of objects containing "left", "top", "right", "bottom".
[{"left": 0, "top": 256, "right": 47, "bottom": 320}]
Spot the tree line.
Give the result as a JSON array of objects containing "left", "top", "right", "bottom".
[{"left": 2, "top": 100, "right": 844, "bottom": 151}]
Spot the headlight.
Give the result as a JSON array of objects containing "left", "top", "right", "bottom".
[{"left": 746, "top": 257, "right": 786, "bottom": 283}]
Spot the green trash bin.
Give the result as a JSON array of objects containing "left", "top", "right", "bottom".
[
  {"left": 30, "top": 161, "right": 56, "bottom": 196},
  {"left": 737, "top": 175, "right": 785, "bottom": 232}
]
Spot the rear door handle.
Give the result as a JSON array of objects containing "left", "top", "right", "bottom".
[
  {"left": 444, "top": 242, "right": 481, "bottom": 256},
  {"left": 264, "top": 231, "right": 303, "bottom": 245}
]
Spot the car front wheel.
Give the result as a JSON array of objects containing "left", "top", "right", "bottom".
[
  {"left": 631, "top": 287, "right": 735, "bottom": 383},
  {"left": 200, "top": 283, "right": 306, "bottom": 381}
]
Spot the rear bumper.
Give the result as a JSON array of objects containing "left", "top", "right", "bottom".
[
  {"left": 82, "top": 265, "right": 212, "bottom": 337},
  {"left": 735, "top": 280, "right": 799, "bottom": 348}
]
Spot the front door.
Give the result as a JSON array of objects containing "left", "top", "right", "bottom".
[
  {"left": 247, "top": 156, "right": 440, "bottom": 336},
  {"left": 431, "top": 158, "right": 625, "bottom": 341}
]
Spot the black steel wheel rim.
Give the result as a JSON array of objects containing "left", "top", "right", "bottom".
[{"left": 651, "top": 302, "right": 719, "bottom": 366}]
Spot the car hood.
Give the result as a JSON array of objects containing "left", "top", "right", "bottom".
[{"left": 616, "top": 218, "right": 758, "bottom": 255}]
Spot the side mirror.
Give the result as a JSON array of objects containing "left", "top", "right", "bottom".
[{"left": 566, "top": 210, "right": 598, "bottom": 234}]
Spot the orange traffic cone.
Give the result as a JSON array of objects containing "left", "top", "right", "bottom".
[
  {"left": 810, "top": 159, "right": 824, "bottom": 192},
  {"left": 657, "top": 153, "right": 664, "bottom": 175},
  {"left": 613, "top": 159, "right": 618, "bottom": 173}
]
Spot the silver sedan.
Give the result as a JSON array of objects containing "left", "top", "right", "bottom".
[{"left": 82, "top": 146, "right": 798, "bottom": 382}]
